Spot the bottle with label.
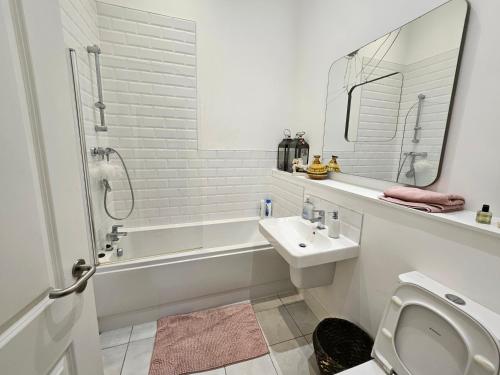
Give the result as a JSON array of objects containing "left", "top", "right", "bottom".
[
  {"left": 265, "top": 199, "right": 273, "bottom": 217},
  {"left": 476, "top": 204, "right": 492, "bottom": 224},
  {"left": 327, "top": 210, "right": 340, "bottom": 239},
  {"left": 260, "top": 199, "right": 273, "bottom": 218}
]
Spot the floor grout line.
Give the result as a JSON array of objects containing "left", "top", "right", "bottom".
[
  {"left": 268, "top": 334, "right": 311, "bottom": 348},
  {"left": 119, "top": 327, "right": 134, "bottom": 375},
  {"left": 281, "top": 297, "right": 320, "bottom": 337},
  {"left": 119, "top": 341, "right": 130, "bottom": 375},
  {"left": 251, "top": 294, "right": 306, "bottom": 315},
  {"left": 268, "top": 354, "right": 279, "bottom": 375},
  {"left": 281, "top": 303, "right": 303, "bottom": 340},
  {"left": 252, "top": 295, "right": 314, "bottom": 348}
]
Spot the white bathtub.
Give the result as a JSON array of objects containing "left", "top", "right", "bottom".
[{"left": 93, "top": 217, "right": 294, "bottom": 331}]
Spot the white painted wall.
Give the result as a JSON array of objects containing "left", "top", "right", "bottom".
[
  {"left": 269, "top": 171, "right": 500, "bottom": 340},
  {"left": 401, "top": 0, "right": 465, "bottom": 64},
  {"left": 291, "top": 0, "right": 500, "bottom": 339},
  {"left": 100, "top": 0, "right": 299, "bottom": 151},
  {"left": 294, "top": 0, "right": 500, "bottom": 212}
]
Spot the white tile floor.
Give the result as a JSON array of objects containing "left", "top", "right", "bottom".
[{"left": 100, "top": 292, "right": 320, "bottom": 375}]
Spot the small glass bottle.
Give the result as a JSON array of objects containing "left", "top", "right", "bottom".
[{"left": 476, "top": 204, "right": 493, "bottom": 224}]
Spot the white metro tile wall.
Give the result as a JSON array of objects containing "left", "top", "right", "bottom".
[
  {"left": 270, "top": 173, "right": 304, "bottom": 218},
  {"left": 270, "top": 173, "right": 363, "bottom": 244},
  {"left": 304, "top": 192, "right": 363, "bottom": 244},
  {"left": 96, "top": 2, "right": 274, "bottom": 227}
]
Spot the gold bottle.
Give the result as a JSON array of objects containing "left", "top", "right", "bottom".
[{"left": 327, "top": 155, "right": 341, "bottom": 173}]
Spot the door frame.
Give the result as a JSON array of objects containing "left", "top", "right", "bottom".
[{"left": 0, "top": 0, "right": 103, "bottom": 373}]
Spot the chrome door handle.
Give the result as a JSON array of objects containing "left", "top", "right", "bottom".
[{"left": 48, "top": 259, "right": 96, "bottom": 299}]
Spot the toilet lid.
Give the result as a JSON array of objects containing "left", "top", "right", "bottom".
[{"left": 372, "top": 272, "right": 500, "bottom": 375}]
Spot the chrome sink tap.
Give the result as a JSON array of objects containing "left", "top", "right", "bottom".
[
  {"left": 310, "top": 210, "right": 326, "bottom": 229},
  {"left": 107, "top": 224, "right": 128, "bottom": 242}
]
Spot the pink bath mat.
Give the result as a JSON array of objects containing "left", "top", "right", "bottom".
[{"left": 149, "top": 303, "right": 269, "bottom": 375}]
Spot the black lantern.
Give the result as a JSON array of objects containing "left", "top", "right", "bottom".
[
  {"left": 277, "top": 129, "right": 292, "bottom": 171},
  {"left": 286, "top": 131, "right": 309, "bottom": 172}
]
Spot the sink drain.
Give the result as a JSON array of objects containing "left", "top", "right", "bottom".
[{"left": 299, "top": 243, "right": 307, "bottom": 248}]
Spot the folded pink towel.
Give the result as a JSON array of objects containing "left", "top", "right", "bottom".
[
  {"left": 380, "top": 196, "right": 464, "bottom": 213},
  {"left": 383, "top": 186, "right": 465, "bottom": 206}
]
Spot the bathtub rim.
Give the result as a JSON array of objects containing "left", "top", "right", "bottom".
[
  {"left": 96, "top": 240, "right": 271, "bottom": 274},
  {"left": 122, "top": 216, "right": 262, "bottom": 233}
]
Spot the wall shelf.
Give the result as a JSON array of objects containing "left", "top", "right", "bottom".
[{"left": 272, "top": 170, "right": 500, "bottom": 240}]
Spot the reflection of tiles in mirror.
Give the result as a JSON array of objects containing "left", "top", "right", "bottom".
[
  {"left": 349, "top": 59, "right": 404, "bottom": 143},
  {"left": 324, "top": 48, "right": 459, "bottom": 186}
]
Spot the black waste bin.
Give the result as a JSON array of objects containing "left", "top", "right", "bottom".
[{"left": 313, "top": 318, "right": 374, "bottom": 374}]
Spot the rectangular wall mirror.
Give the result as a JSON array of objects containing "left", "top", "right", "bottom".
[{"left": 322, "top": 0, "right": 469, "bottom": 187}]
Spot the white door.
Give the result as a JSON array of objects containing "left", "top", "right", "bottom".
[{"left": 0, "top": 0, "right": 102, "bottom": 374}]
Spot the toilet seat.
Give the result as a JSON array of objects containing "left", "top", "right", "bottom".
[
  {"left": 345, "top": 272, "right": 500, "bottom": 375},
  {"left": 340, "top": 360, "right": 386, "bottom": 375}
]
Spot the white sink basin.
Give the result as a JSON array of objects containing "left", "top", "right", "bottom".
[
  {"left": 259, "top": 216, "right": 360, "bottom": 288},
  {"left": 259, "top": 216, "right": 359, "bottom": 268}
]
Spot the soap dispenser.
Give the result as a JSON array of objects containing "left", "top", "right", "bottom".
[{"left": 327, "top": 210, "right": 340, "bottom": 239}]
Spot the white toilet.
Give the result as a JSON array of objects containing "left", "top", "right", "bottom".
[{"left": 343, "top": 272, "right": 500, "bottom": 375}]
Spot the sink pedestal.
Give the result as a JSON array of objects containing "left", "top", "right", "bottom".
[{"left": 290, "top": 263, "right": 336, "bottom": 289}]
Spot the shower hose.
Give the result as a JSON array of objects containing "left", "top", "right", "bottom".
[{"left": 103, "top": 147, "right": 135, "bottom": 220}]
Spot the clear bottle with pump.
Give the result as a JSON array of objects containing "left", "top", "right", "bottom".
[
  {"left": 302, "top": 197, "right": 314, "bottom": 220},
  {"left": 327, "top": 210, "right": 340, "bottom": 238}
]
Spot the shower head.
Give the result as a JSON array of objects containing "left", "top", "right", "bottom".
[
  {"left": 86, "top": 44, "right": 101, "bottom": 54},
  {"left": 404, "top": 152, "right": 428, "bottom": 178}
]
